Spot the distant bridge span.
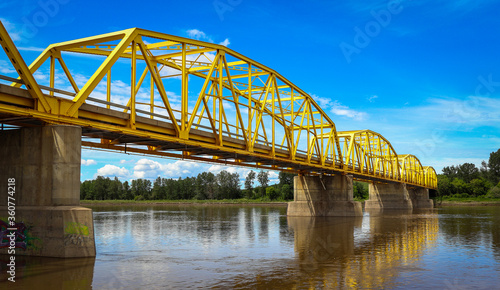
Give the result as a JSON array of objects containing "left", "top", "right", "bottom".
[{"left": 0, "top": 22, "right": 436, "bottom": 189}]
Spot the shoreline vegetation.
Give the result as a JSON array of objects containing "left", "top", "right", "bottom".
[
  {"left": 80, "top": 149, "right": 500, "bottom": 208},
  {"left": 80, "top": 198, "right": 288, "bottom": 206},
  {"left": 80, "top": 197, "right": 500, "bottom": 207}
]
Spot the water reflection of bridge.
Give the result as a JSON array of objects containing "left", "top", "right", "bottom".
[{"left": 252, "top": 210, "right": 439, "bottom": 289}]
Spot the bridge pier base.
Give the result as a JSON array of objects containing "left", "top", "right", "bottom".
[
  {"left": 408, "top": 187, "right": 434, "bottom": 209},
  {"left": 364, "top": 183, "right": 413, "bottom": 210},
  {"left": 287, "top": 175, "right": 362, "bottom": 216},
  {"left": 0, "top": 125, "right": 96, "bottom": 258}
]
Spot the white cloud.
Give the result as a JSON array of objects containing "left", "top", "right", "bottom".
[
  {"left": 18, "top": 46, "right": 45, "bottom": 52},
  {"left": 0, "top": 18, "right": 21, "bottom": 41},
  {"left": 219, "top": 38, "right": 230, "bottom": 47},
  {"left": 0, "top": 60, "right": 15, "bottom": 74},
  {"left": 81, "top": 159, "right": 97, "bottom": 166},
  {"left": 330, "top": 101, "right": 368, "bottom": 121},
  {"left": 97, "top": 165, "right": 130, "bottom": 178},
  {"left": 132, "top": 158, "right": 201, "bottom": 179},
  {"left": 310, "top": 93, "right": 332, "bottom": 107},
  {"left": 310, "top": 93, "right": 368, "bottom": 121},
  {"left": 368, "top": 95, "right": 378, "bottom": 102},
  {"left": 186, "top": 29, "right": 213, "bottom": 42}
]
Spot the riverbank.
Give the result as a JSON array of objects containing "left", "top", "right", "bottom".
[
  {"left": 435, "top": 200, "right": 500, "bottom": 207},
  {"left": 80, "top": 199, "right": 289, "bottom": 206}
]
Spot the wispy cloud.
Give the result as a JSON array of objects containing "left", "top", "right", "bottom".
[
  {"left": 0, "top": 60, "right": 15, "bottom": 74},
  {"left": 0, "top": 18, "right": 22, "bottom": 41},
  {"left": 186, "top": 29, "right": 230, "bottom": 47},
  {"left": 81, "top": 159, "right": 97, "bottom": 166},
  {"left": 18, "top": 46, "right": 45, "bottom": 52},
  {"left": 97, "top": 164, "right": 130, "bottom": 179},
  {"left": 311, "top": 93, "right": 368, "bottom": 121},
  {"left": 186, "top": 29, "right": 214, "bottom": 42},
  {"left": 219, "top": 38, "right": 230, "bottom": 47},
  {"left": 367, "top": 95, "right": 378, "bottom": 102}
]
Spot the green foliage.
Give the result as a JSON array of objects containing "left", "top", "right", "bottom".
[
  {"left": 280, "top": 184, "right": 293, "bottom": 200},
  {"left": 442, "top": 163, "right": 479, "bottom": 182},
  {"left": 489, "top": 149, "right": 500, "bottom": 184},
  {"left": 257, "top": 170, "right": 269, "bottom": 188},
  {"left": 469, "top": 178, "right": 491, "bottom": 196},
  {"left": 437, "top": 150, "right": 500, "bottom": 199},
  {"left": 437, "top": 175, "right": 453, "bottom": 196},
  {"left": 353, "top": 181, "right": 368, "bottom": 200},
  {"left": 278, "top": 172, "right": 295, "bottom": 186},
  {"left": 451, "top": 178, "right": 470, "bottom": 195},
  {"left": 257, "top": 170, "right": 269, "bottom": 198},
  {"left": 216, "top": 170, "right": 241, "bottom": 199},
  {"left": 244, "top": 170, "right": 256, "bottom": 193},
  {"left": 266, "top": 187, "right": 279, "bottom": 200},
  {"left": 486, "top": 186, "right": 500, "bottom": 198},
  {"left": 80, "top": 168, "right": 293, "bottom": 202}
]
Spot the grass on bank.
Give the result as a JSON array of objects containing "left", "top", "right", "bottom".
[{"left": 435, "top": 196, "right": 500, "bottom": 203}]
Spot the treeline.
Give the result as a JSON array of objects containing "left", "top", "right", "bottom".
[
  {"left": 81, "top": 169, "right": 370, "bottom": 201},
  {"left": 80, "top": 170, "right": 296, "bottom": 201},
  {"left": 437, "top": 149, "right": 500, "bottom": 198}
]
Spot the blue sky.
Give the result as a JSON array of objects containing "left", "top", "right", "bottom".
[{"left": 1, "top": 0, "right": 499, "bottom": 183}]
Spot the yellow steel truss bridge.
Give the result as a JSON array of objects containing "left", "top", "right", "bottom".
[{"left": 0, "top": 22, "right": 437, "bottom": 189}]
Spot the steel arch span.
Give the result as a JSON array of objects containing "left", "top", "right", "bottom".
[{"left": 0, "top": 22, "right": 437, "bottom": 189}]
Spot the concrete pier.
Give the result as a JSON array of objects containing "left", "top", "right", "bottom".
[
  {"left": 0, "top": 125, "right": 95, "bottom": 258},
  {"left": 364, "top": 183, "right": 413, "bottom": 210},
  {"left": 287, "top": 175, "right": 362, "bottom": 216},
  {"left": 408, "top": 187, "right": 434, "bottom": 209}
]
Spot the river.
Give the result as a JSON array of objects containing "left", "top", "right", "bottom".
[{"left": 2, "top": 205, "right": 500, "bottom": 289}]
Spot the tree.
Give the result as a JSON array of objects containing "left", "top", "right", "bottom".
[
  {"left": 122, "top": 181, "right": 132, "bottom": 199},
  {"left": 244, "top": 170, "right": 256, "bottom": 198},
  {"left": 257, "top": 170, "right": 269, "bottom": 198},
  {"left": 457, "top": 163, "right": 479, "bottom": 182},
  {"left": 480, "top": 160, "right": 489, "bottom": 180},
  {"left": 488, "top": 149, "right": 500, "bottom": 184},
  {"left": 469, "top": 178, "right": 491, "bottom": 196},
  {"left": 278, "top": 172, "right": 295, "bottom": 186},
  {"left": 93, "top": 176, "right": 110, "bottom": 200},
  {"left": 451, "top": 178, "right": 470, "bottom": 196},
  {"left": 216, "top": 170, "right": 240, "bottom": 199},
  {"left": 152, "top": 177, "right": 164, "bottom": 200},
  {"left": 437, "top": 175, "right": 453, "bottom": 196},
  {"left": 266, "top": 187, "right": 279, "bottom": 200},
  {"left": 108, "top": 177, "right": 122, "bottom": 200},
  {"left": 281, "top": 184, "right": 293, "bottom": 200},
  {"left": 131, "top": 179, "right": 152, "bottom": 199},
  {"left": 442, "top": 166, "right": 458, "bottom": 179},
  {"left": 195, "top": 172, "right": 216, "bottom": 200},
  {"left": 80, "top": 180, "right": 94, "bottom": 200},
  {"left": 353, "top": 181, "right": 368, "bottom": 199}
]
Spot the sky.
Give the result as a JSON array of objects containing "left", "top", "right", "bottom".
[{"left": 0, "top": 0, "right": 499, "bottom": 184}]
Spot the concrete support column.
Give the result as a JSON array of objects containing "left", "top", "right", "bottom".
[
  {"left": 408, "top": 187, "right": 434, "bottom": 209},
  {"left": 364, "top": 182, "right": 413, "bottom": 210},
  {"left": 287, "top": 175, "right": 362, "bottom": 216},
  {"left": 0, "top": 125, "right": 95, "bottom": 258}
]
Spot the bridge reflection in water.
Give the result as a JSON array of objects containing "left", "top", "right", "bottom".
[
  {"left": 0, "top": 207, "right": 441, "bottom": 288},
  {"left": 285, "top": 211, "right": 439, "bottom": 289}
]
